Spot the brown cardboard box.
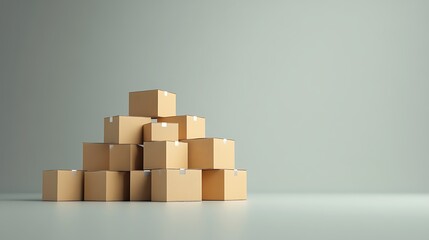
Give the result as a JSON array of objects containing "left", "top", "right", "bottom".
[
  {"left": 151, "top": 169, "right": 202, "bottom": 202},
  {"left": 104, "top": 116, "right": 151, "bottom": 144},
  {"left": 143, "top": 141, "right": 188, "bottom": 169},
  {"left": 202, "top": 169, "right": 247, "bottom": 200},
  {"left": 109, "top": 144, "right": 143, "bottom": 171},
  {"left": 83, "top": 143, "right": 143, "bottom": 171},
  {"left": 129, "top": 90, "right": 176, "bottom": 117},
  {"left": 130, "top": 170, "right": 151, "bottom": 201},
  {"left": 143, "top": 122, "right": 179, "bottom": 142},
  {"left": 84, "top": 171, "right": 130, "bottom": 201},
  {"left": 42, "top": 170, "right": 84, "bottom": 201},
  {"left": 157, "top": 115, "right": 205, "bottom": 140},
  {"left": 182, "top": 138, "right": 235, "bottom": 169}
]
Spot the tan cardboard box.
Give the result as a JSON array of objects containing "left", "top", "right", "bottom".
[
  {"left": 129, "top": 90, "right": 176, "bottom": 117},
  {"left": 130, "top": 170, "right": 151, "bottom": 201},
  {"left": 157, "top": 115, "right": 205, "bottom": 140},
  {"left": 83, "top": 143, "right": 143, "bottom": 171},
  {"left": 84, "top": 171, "right": 130, "bottom": 201},
  {"left": 109, "top": 144, "right": 143, "bottom": 171},
  {"left": 182, "top": 138, "right": 235, "bottom": 169},
  {"left": 143, "top": 122, "right": 179, "bottom": 142},
  {"left": 104, "top": 116, "right": 151, "bottom": 144},
  {"left": 143, "top": 141, "right": 188, "bottom": 169},
  {"left": 202, "top": 169, "right": 247, "bottom": 200},
  {"left": 151, "top": 169, "right": 202, "bottom": 202},
  {"left": 42, "top": 170, "right": 84, "bottom": 201},
  {"left": 83, "top": 143, "right": 109, "bottom": 170}
]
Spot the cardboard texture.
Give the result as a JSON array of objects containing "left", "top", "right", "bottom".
[
  {"left": 109, "top": 144, "right": 143, "bottom": 171},
  {"left": 130, "top": 170, "right": 151, "bottom": 201},
  {"left": 129, "top": 90, "right": 176, "bottom": 117},
  {"left": 202, "top": 169, "right": 247, "bottom": 200},
  {"left": 151, "top": 169, "right": 202, "bottom": 202},
  {"left": 104, "top": 116, "right": 151, "bottom": 144},
  {"left": 83, "top": 143, "right": 143, "bottom": 171},
  {"left": 43, "top": 170, "right": 84, "bottom": 201},
  {"left": 84, "top": 171, "right": 130, "bottom": 201},
  {"left": 143, "top": 122, "right": 179, "bottom": 142},
  {"left": 183, "top": 138, "right": 235, "bottom": 169},
  {"left": 143, "top": 141, "right": 188, "bottom": 169},
  {"left": 83, "top": 143, "right": 109, "bottom": 170},
  {"left": 157, "top": 115, "right": 205, "bottom": 140}
]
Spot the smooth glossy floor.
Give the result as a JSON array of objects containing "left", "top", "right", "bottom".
[{"left": 1, "top": 193, "right": 429, "bottom": 240}]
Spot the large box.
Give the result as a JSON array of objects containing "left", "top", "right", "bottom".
[
  {"left": 202, "top": 169, "right": 247, "bottom": 200},
  {"left": 182, "top": 138, "right": 235, "bottom": 169},
  {"left": 104, "top": 116, "right": 151, "bottom": 144},
  {"left": 129, "top": 90, "right": 176, "bottom": 118},
  {"left": 42, "top": 170, "right": 84, "bottom": 201},
  {"left": 143, "top": 141, "right": 188, "bottom": 169},
  {"left": 143, "top": 122, "right": 179, "bottom": 142},
  {"left": 157, "top": 115, "right": 205, "bottom": 140},
  {"left": 151, "top": 169, "right": 202, "bottom": 202},
  {"left": 130, "top": 170, "right": 151, "bottom": 201},
  {"left": 84, "top": 171, "right": 130, "bottom": 201},
  {"left": 83, "top": 143, "right": 143, "bottom": 171}
]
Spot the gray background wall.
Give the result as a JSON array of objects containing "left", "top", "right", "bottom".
[{"left": 1, "top": 0, "right": 429, "bottom": 193}]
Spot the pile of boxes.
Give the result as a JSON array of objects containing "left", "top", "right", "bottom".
[{"left": 42, "top": 90, "right": 247, "bottom": 202}]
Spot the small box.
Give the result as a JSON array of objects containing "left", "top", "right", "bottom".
[
  {"left": 202, "top": 169, "right": 247, "bottom": 200},
  {"left": 104, "top": 116, "right": 151, "bottom": 144},
  {"left": 143, "top": 141, "right": 188, "bottom": 169},
  {"left": 82, "top": 143, "right": 109, "bottom": 171},
  {"left": 157, "top": 115, "right": 205, "bottom": 140},
  {"left": 182, "top": 138, "right": 234, "bottom": 169},
  {"left": 109, "top": 144, "right": 143, "bottom": 171},
  {"left": 151, "top": 169, "right": 202, "bottom": 202},
  {"left": 42, "top": 170, "right": 84, "bottom": 201},
  {"left": 84, "top": 171, "right": 130, "bottom": 201},
  {"left": 129, "top": 90, "right": 176, "bottom": 118},
  {"left": 83, "top": 143, "right": 143, "bottom": 171},
  {"left": 130, "top": 170, "right": 151, "bottom": 201},
  {"left": 143, "top": 122, "right": 179, "bottom": 142}
]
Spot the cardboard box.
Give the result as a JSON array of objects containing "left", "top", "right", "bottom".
[
  {"left": 109, "top": 144, "right": 143, "bottom": 171},
  {"left": 84, "top": 171, "right": 130, "bottom": 201},
  {"left": 83, "top": 143, "right": 143, "bottom": 171},
  {"left": 151, "top": 169, "right": 202, "bottom": 202},
  {"left": 202, "top": 169, "right": 247, "bottom": 200},
  {"left": 130, "top": 170, "right": 151, "bottom": 201},
  {"left": 182, "top": 138, "right": 235, "bottom": 169},
  {"left": 42, "top": 170, "right": 84, "bottom": 201},
  {"left": 143, "top": 141, "right": 188, "bottom": 169},
  {"left": 104, "top": 116, "right": 151, "bottom": 144},
  {"left": 143, "top": 122, "right": 179, "bottom": 142},
  {"left": 129, "top": 90, "right": 176, "bottom": 117},
  {"left": 157, "top": 115, "right": 205, "bottom": 140}
]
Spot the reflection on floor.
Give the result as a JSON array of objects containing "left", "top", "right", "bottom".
[{"left": 1, "top": 193, "right": 429, "bottom": 240}]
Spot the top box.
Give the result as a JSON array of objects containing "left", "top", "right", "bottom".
[{"left": 129, "top": 90, "right": 176, "bottom": 118}]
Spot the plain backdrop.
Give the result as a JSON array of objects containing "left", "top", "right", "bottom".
[{"left": 1, "top": 0, "right": 429, "bottom": 194}]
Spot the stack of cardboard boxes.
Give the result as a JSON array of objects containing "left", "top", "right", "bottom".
[{"left": 43, "top": 90, "right": 247, "bottom": 202}]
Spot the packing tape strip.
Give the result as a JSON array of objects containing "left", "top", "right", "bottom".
[
  {"left": 109, "top": 117, "right": 113, "bottom": 123},
  {"left": 138, "top": 144, "right": 144, "bottom": 148},
  {"left": 143, "top": 170, "right": 151, "bottom": 176},
  {"left": 193, "top": 116, "right": 197, "bottom": 121},
  {"left": 179, "top": 168, "right": 186, "bottom": 175},
  {"left": 161, "top": 122, "right": 167, "bottom": 127},
  {"left": 175, "top": 141, "right": 179, "bottom": 146},
  {"left": 109, "top": 144, "right": 113, "bottom": 149},
  {"left": 234, "top": 169, "right": 238, "bottom": 176},
  {"left": 72, "top": 169, "right": 77, "bottom": 175},
  {"left": 223, "top": 138, "right": 227, "bottom": 144},
  {"left": 164, "top": 91, "right": 168, "bottom": 96}
]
